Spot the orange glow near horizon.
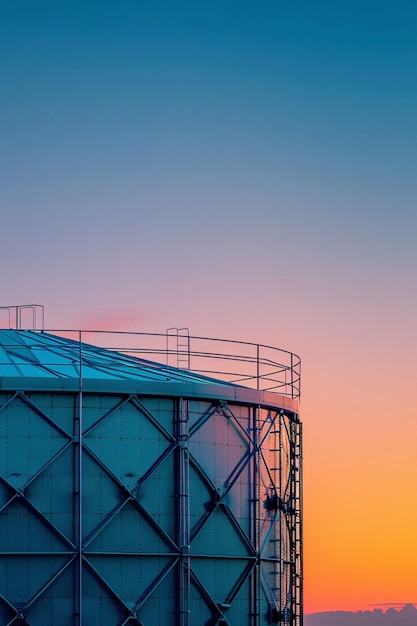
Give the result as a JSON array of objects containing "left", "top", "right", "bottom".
[{"left": 302, "top": 361, "right": 417, "bottom": 615}]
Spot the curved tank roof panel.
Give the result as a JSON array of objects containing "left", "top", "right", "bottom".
[{"left": 0, "top": 329, "right": 233, "bottom": 386}]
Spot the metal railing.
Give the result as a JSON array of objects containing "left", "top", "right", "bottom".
[
  {"left": 46, "top": 330, "right": 300, "bottom": 398},
  {"left": 0, "top": 315, "right": 301, "bottom": 398},
  {"left": 0, "top": 304, "right": 44, "bottom": 330}
]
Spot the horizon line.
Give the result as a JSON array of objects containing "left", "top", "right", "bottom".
[{"left": 368, "top": 603, "right": 417, "bottom": 607}]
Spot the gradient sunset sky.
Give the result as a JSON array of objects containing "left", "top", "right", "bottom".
[{"left": 1, "top": 0, "right": 416, "bottom": 614}]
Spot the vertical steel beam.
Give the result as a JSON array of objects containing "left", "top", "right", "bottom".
[
  {"left": 76, "top": 331, "right": 83, "bottom": 626},
  {"left": 178, "top": 397, "right": 190, "bottom": 626},
  {"left": 250, "top": 406, "right": 261, "bottom": 626},
  {"left": 279, "top": 411, "right": 284, "bottom": 623}
]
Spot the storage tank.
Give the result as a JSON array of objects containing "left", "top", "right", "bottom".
[{"left": 0, "top": 317, "right": 302, "bottom": 626}]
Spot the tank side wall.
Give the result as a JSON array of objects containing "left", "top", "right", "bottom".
[{"left": 0, "top": 390, "right": 301, "bottom": 626}]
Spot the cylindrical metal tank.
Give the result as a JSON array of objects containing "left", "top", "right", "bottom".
[{"left": 0, "top": 327, "right": 302, "bottom": 626}]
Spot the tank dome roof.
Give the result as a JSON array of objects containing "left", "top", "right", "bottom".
[{"left": 0, "top": 329, "right": 234, "bottom": 388}]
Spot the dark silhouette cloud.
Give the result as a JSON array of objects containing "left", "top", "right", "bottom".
[{"left": 305, "top": 604, "right": 417, "bottom": 626}]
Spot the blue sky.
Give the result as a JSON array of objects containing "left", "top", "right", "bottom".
[
  {"left": 3, "top": 1, "right": 415, "bottom": 230},
  {"left": 2, "top": 0, "right": 415, "bottom": 337}
]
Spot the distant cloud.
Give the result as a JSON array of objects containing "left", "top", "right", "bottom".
[{"left": 305, "top": 604, "right": 417, "bottom": 626}]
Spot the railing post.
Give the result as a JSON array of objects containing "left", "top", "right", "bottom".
[
  {"left": 256, "top": 344, "right": 260, "bottom": 390},
  {"left": 77, "top": 331, "right": 83, "bottom": 625}
]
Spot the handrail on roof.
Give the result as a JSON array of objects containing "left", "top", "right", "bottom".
[
  {"left": 0, "top": 311, "right": 301, "bottom": 398},
  {"left": 34, "top": 329, "right": 302, "bottom": 399},
  {"left": 0, "top": 305, "right": 44, "bottom": 330}
]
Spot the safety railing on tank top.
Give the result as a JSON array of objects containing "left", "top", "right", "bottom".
[{"left": 0, "top": 305, "right": 301, "bottom": 399}]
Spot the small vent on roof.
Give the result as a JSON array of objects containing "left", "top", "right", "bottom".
[{"left": 0, "top": 304, "right": 44, "bottom": 331}]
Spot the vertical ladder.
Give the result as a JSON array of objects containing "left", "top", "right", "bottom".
[
  {"left": 289, "top": 419, "right": 303, "bottom": 626},
  {"left": 166, "top": 327, "right": 190, "bottom": 370},
  {"left": 268, "top": 411, "right": 302, "bottom": 626}
]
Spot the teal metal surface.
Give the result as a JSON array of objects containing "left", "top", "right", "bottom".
[{"left": 0, "top": 331, "right": 302, "bottom": 626}]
